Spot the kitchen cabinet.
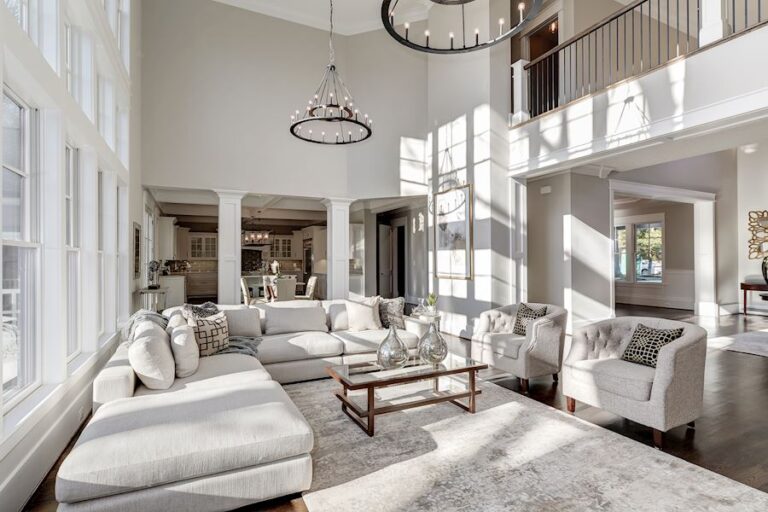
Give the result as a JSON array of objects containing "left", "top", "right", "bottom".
[
  {"left": 189, "top": 233, "right": 217, "bottom": 260},
  {"left": 159, "top": 275, "right": 186, "bottom": 307},
  {"left": 175, "top": 227, "right": 191, "bottom": 260},
  {"left": 157, "top": 217, "right": 177, "bottom": 261},
  {"left": 292, "top": 231, "right": 303, "bottom": 259},
  {"left": 269, "top": 236, "right": 293, "bottom": 259},
  {"left": 186, "top": 272, "right": 218, "bottom": 298}
]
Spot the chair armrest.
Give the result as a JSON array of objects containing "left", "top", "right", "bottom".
[
  {"left": 526, "top": 307, "right": 567, "bottom": 368},
  {"left": 650, "top": 326, "right": 707, "bottom": 427},
  {"left": 404, "top": 316, "right": 429, "bottom": 338},
  {"left": 92, "top": 343, "right": 136, "bottom": 413}
]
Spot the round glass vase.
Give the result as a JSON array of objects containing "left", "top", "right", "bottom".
[
  {"left": 377, "top": 325, "right": 410, "bottom": 369},
  {"left": 418, "top": 321, "right": 448, "bottom": 366}
]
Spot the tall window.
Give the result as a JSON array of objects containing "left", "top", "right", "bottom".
[
  {"left": 97, "top": 171, "right": 104, "bottom": 336},
  {"left": 2, "top": 89, "right": 39, "bottom": 406},
  {"left": 614, "top": 217, "right": 664, "bottom": 285},
  {"left": 65, "top": 145, "right": 80, "bottom": 360},
  {"left": 4, "top": 0, "right": 38, "bottom": 39},
  {"left": 64, "top": 22, "right": 74, "bottom": 96}
]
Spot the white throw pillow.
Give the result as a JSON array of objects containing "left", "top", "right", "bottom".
[
  {"left": 346, "top": 297, "right": 382, "bottom": 331},
  {"left": 128, "top": 322, "right": 176, "bottom": 390},
  {"left": 169, "top": 325, "right": 200, "bottom": 378},
  {"left": 224, "top": 308, "right": 262, "bottom": 337},
  {"left": 165, "top": 309, "right": 187, "bottom": 334},
  {"left": 264, "top": 305, "right": 328, "bottom": 335}
]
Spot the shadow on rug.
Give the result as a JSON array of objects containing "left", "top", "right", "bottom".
[
  {"left": 709, "top": 330, "right": 768, "bottom": 358},
  {"left": 284, "top": 377, "right": 768, "bottom": 512}
]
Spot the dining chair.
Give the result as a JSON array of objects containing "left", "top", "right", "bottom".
[
  {"left": 296, "top": 275, "right": 318, "bottom": 300},
  {"left": 275, "top": 276, "right": 297, "bottom": 302}
]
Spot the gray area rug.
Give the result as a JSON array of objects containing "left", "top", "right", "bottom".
[
  {"left": 284, "top": 376, "right": 768, "bottom": 512},
  {"left": 710, "top": 330, "right": 768, "bottom": 357}
]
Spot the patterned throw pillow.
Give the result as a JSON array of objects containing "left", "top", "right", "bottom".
[
  {"left": 621, "top": 324, "right": 684, "bottom": 368},
  {"left": 182, "top": 301, "right": 219, "bottom": 320},
  {"left": 513, "top": 303, "right": 548, "bottom": 336},
  {"left": 188, "top": 311, "right": 230, "bottom": 357},
  {"left": 379, "top": 297, "right": 406, "bottom": 329}
]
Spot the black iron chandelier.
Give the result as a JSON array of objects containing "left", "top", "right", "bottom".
[
  {"left": 382, "top": 0, "right": 544, "bottom": 55},
  {"left": 290, "top": 0, "right": 372, "bottom": 145}
]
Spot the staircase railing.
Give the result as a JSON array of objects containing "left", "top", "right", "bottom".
[{"left": 521, "top": 0, "right": 767, "bottom": 119}]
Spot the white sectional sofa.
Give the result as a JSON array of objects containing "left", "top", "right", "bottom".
[{"left": 56, "top": 300, "right": 427, "bottom": 512}]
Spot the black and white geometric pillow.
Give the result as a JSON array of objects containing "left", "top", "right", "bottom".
[
  {"left": 379, "top": 297, "right": 405, "bottom": 329},
  {"left": 621, "top": 324, "right": 684, "bottom": 368},
  {"left": 513, "top": 303, "right": 548, "bottom": 336},
  {"left": 182, "top": 301, "right": 219, "bottom": 321},
  {"left": 189, "top": 311, "right": 230, "bottom": 357}
]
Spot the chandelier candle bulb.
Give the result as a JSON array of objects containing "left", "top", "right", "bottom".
[
  {"left": 449, "top": 32, "right": 454, "bottom": 49},
  {"left": 475, "top": 28, "right": 479, "bottom": 45},
  {"left": 404, "top": 22, "right": 409, "bottom": 40},
  {"left": 425, "top": 29, "right": 430, "bottom": 47},
  {"left": 519, "top": 2, "right": 525, "bottom": 24},
  {"left": 498, "top": 18, "right": 504, "bottom": 37}
]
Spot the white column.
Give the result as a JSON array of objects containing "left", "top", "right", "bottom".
[
  {"left": 694, "top": 201, "right": 719, "bottom": 317},
  {"left": 39, "top": 109, "right": 66, "bottom": 383},
  {"left": 510, "top": 59, "right": 530, "bottom": 126},
  {"left": 323, "top": 198, "right": 353, "bottom": 300},
  {"left": 699, "top": 0, "right": 729, "bottom": 46},
  {"left": 79, "top": 148, "right": 99, "bottom": 353},
  {"left": 215, "top": 190, "right": 246, "bottom": 305}
]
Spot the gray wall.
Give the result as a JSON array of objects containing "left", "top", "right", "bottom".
[{"left": 141, "top": 0, "right": 428, "bottom": 200}]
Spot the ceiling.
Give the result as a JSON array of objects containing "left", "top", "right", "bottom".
[{"left": 210, "top": 0, "right": 431, "bottom": 35}]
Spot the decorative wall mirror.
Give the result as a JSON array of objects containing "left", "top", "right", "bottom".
[{"left": 747, "top": 210, "right": 768, "bottom": 259}]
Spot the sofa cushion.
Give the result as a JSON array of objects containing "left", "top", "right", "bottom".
[
  {"left": 135, "top": 353, "right": 272, "bottom": 396},
  {"left": 169, "top": 325, "right": 199, "bottom": 378},
  {"left": 264, "top": 305, "right": 328, "bottom": 335},
  {"left": 324, "top": 297, "right": 383, "bottom": 331},
  {"left": 224, "top": 308, "right": 262, "bottom": 337},
  {"left": 479, "top": 332, "right": 526, "bottom": 359},
  {"left": 346, "top": 297, "right": 381, "bottom": 331},
  {"left": 162, "top": 304, "right": 246, "bottom": 318},
  {"left": 128, "top": 322, "right": 175, "bottom": 390},
  {"left": 566, "top": 358, "right": 655, "bottom": 401},
  {"left": 57, "top": 380, "right": 313, "bottom": 504},
  {"left": 253, "top": 300, "right": 322, "bottom": 332},
  {"left": 257, "top": 332, "right": 344, "bottom": 365},
  {"left": 332, "top": 329, "right": 419, "bottom": 355}
]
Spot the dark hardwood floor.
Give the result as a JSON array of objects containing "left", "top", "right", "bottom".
[{"left": 25, "top": 305, "right": 768, "bottom": 511}]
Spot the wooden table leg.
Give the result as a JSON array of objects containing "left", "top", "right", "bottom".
[
  {"left": 468, "top": 370, "right": 477, "bottom": 413},
  {"left": 366, "top": 386, "right": 375, "bottom": 437},
  {"left": 341, "top": 386, "right": 348, "bottom": 414},
  {"left": 744, "top": 289, "right": 748, "bottom": 316}
]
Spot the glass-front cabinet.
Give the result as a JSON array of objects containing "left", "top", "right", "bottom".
[{"left": 189, "top": 233, "right": 217, "bottom": 260}]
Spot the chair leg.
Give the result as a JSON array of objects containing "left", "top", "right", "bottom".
[
  {"left": 566, "top": 396, "right": 575, "bottom": 413},
  {"left": 518, "top": 378, "right": 529, "bottom": 394},
  {"left": 552, "top": 373, "right": 559, "bottom": 383},
  {"left": 652, "top": 429, "right": 664, "bottom": 450}
]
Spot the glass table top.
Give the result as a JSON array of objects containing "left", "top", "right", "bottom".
[{"left": 328, "top": 353, "right": 486, "bottom": 388}]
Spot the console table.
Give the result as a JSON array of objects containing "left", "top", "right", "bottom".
[{"left": 741, "top": 282, "right": 768, "bottom": 315}]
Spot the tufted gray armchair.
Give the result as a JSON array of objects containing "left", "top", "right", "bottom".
[
  {"left": 563, "top": 317, "right": 707, "bottom": 449},
  {"left": 472, "top": 303, "right": 568, "bottom": 393}
]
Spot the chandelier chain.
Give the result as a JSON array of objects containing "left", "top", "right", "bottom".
[{"left": 328, "top": 0, "right": 335, "bottom": 64}]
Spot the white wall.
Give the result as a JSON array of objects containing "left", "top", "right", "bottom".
[
  {"left": 737, "top": 142, "right": 768, "bottom": 314},
  {"left": 141, "top": 0, "right": 428, "bottom": 201}
]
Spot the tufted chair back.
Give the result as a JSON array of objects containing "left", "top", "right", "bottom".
[
  {"left": 474, "top": 303, "right": 566, "bottom": 338},
  {"left": 568, "top": 317, "right": 700, "bottom": 362}
]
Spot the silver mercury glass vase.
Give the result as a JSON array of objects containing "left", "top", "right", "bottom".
[
  {"left": 418, "top": 321, "right": 448, "bottom": 365},
  {"left": 377, "top": 325, "right": 410, "bottom": 369}
]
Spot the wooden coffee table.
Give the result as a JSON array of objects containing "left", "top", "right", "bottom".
[{"left": 326, "top": 355, "right": 488, "bottom": 437}]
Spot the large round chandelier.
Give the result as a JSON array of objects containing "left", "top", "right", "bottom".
[
  {"left": 290, "top": 0, "right": 372, "bottom": 145},
  {"left": 382, "top": 0, "right": 544, "bottom": 55}
]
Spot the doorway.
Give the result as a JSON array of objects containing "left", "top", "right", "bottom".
[{"left": 377, "top": 219, "right": 407, "bottom": 299}]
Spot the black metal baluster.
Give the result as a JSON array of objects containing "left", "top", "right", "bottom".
[
  {"left": 667, "top": 0, "right": 671, "bottom": 61},
  {"left": 733, "top": 0, "right": 736, "bottom": 32},
  {"left": 624, "top": 14, "right": 628, "bottom": 79},
  {"left": 658, "top": 0, "right": 662, "bottom": 66},
  {"left": 676, "top": 0, "right": 680, "bottom": 56},
  {"left": 640, "top": 3, "right": 644, "bottom": 71}
]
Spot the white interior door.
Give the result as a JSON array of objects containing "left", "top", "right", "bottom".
[{"left": 378, "top": 225, "right": 392, "bottom": 298}]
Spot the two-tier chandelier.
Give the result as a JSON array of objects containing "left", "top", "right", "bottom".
[
  {"left": 289, "top": 0, "right": 372, "bottom": 145},
  {"left": 382, "top": 0, "right": 543, "bottom": 55}
]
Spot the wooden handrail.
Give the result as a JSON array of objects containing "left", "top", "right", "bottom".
[{"left": 525, "top": 0, "right": 648, "bottom": 69}]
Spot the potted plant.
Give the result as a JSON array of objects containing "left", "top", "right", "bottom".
[
  {"left": 147, "top": 260, "right": 161, "bottom": 289},
  {"left": 426, "top": 293, "right": 438, "bottom": 314}
]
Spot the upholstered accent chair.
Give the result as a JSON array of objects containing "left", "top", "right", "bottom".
[
  {"left": 563, "top": 317, "right": 707, "bottom": 449},
  {"left": 471, "top": 303, "right": 568, "bottom": 393}
]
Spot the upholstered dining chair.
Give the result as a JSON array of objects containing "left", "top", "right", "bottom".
[
  {"left": 295, "top": 276, "right": 318, "bottom": 300},
  {"left": 471, "top": 303, "right": 568, "bottom": 393},
  {"left": 274, "top": 276, "right": 297, "bottom": 302},
  {"left": 562, "top": 317, "right": 707, "bottom": 449},
  {"left": 241, "top": 277, "right": 267, "bottom": 305}
]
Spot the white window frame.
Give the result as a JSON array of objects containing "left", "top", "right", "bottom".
[
  {"left": 2, "top": 87, "right": 42, "bottom": 412},
  {"left": 97, "top": 171, "right": 105, "bottom": 337},
  {"left": 65, "top": 144, "right": 81, "bottom": 362},
  {"left": 613, "top": 213, "right": 665, "bottom": 286}
]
